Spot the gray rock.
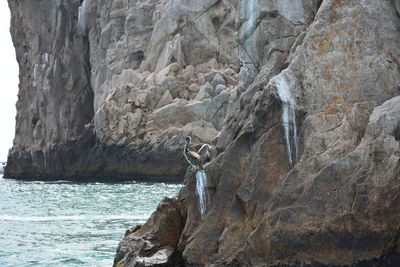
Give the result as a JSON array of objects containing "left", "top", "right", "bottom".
[
  {"left": 196, "top": 73, "right": 206, "bottom": 85},
  {"left": 7, "top": 0, "right": 93, "bottom": 160},
  {"left": 181, "top": 65, "right": 195, "bottom": 82},
  {"left": 6, "top": 0, "right": 235, "bottom": 182},
  {"left": 211, "top": 73, "right": 225, "bottom": 88},
  {"left": 194, "top": 82, "right": 213, "bottom": 101},
  {"left": 214, "top": 84, "right": 226, "bottom": 96},
  {"left": 188, "top": 83, "right": 200, "bottom": 93},
  {"left": 114, "top": 197, "right": 184, "bottom": 267},
  {"left": 161, "top": 77, "right": 178, "bottom": 98},
  {"left": 156, "top": 90, "right": 173, "bottom": 108},
  {"left": 7, "top": 0, "right": 400, "bottom": 266}
]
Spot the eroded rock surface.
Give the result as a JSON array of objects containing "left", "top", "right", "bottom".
[
  {"left": 6, "top": 0, "right": 400, "bottom": 265},
  {"left": 6, "top": 0, "right": 239, "bottom": 181},
  {"left": 114, "top": 0, "right": 400, "bottom": 266}
]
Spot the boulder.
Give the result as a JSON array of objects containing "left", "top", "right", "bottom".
[
  {"left": 211, "top": 73, "right": 225, "bottom": 88},
  {"left": 156, "top": 90, "right": 173, "bottom": 108}
]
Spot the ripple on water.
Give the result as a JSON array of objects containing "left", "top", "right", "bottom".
[{"left": 0, "top": 175, "right": 182, "bottom": 267}]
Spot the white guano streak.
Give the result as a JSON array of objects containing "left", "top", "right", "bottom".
[
  {"left": 195, "top": 170, "right": 208, "bottom": 217},
  {"left": 246, "top": 0, "right": 256, "bottom": 34},
  {"left": 77, "top": 0, "right": 87, "bottom": 34},
  {"left": 275, "top": 75, "right": 297, "bottom": 165}
]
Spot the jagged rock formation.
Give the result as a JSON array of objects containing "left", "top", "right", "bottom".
[
  {"left": 114, "top": 0, "right": 400, "bottom": 266},
  {"left": 6, "top": 0, "right": 238, "bottom": 181},
  {"left": 6, "top": 0, "right": 400, "bottom": 265}
]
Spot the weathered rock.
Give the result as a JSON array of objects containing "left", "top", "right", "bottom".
[
  {"left": 214, "top": 84, "right": 226, "bottom": 96},
  {"left": 6, "top": 0, "right": 400, "bottom": 265},
  {"left": 113, "top": 0, "right": 400, "bottom": 266},
  {"left": 194, "top": 82, "right": 213, "bottom": 101},
  {"left": 181, "top": 65, "right": 195, "bottom": 82},
  {"left": 156, "top": 90, "right": 173, "bottom": 109},
  {"left": 114, "top": 197, "right": 185, "bottom": 267},
  {"left": 188, "top": 83, "right": 200, "bottom": 93},
  {"left": 223, "top": 67, "right": 238, "bottom": 86},
  {"left": 6, "top": 0, "right": 93, "bottom": 174},
  {"left": 6, "top": 0, "right": 238, "bottom": 181},
  {"left": 211, "top": 73, "right": 225, "bottom": 88}
]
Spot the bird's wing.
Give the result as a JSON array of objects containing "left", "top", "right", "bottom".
[
  {"left": 197, "top": 144, "right": 211, "bottom": 160},
  {"left": 187, "top": 150, "right": 202, "bottom": 161}
]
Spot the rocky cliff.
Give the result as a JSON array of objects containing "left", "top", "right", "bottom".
[
  {"left": 6, "top": 0, "right": 400, "bottom": 265},
  {"left": 113, "top": 0, "right": 400, "bottom": 266},
  {"left": 6, "top": 0, "right": 239, "bottom": 181}
]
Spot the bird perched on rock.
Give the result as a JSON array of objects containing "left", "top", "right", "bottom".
[{"left": 183, "top": 136, "right": 211, "bottom": 171}]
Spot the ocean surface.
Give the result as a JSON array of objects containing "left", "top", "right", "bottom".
[{"left": 0, "top": 175, "right": 182, "bottom": 267}]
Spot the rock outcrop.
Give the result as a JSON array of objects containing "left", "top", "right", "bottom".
[
  {"left": 114, "top": 0, "right": 400, "bottom": 266},
  {"left": 6, "top": 0, "right": 400, "bottom": 265},
  {"left": 6, "top": 0, "right": 238, "bottom": 181}
]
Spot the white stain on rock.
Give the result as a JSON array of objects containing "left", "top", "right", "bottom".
[
  {"left": 195, "top": 170, "right": 208, "bottom": 217},
  {"left": 274, "top": 73, "right": 298, "bottom": 165}
]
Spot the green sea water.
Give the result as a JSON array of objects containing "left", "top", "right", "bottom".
[{"left": 0, "top": 175, "right": 182, "bottom": 267}]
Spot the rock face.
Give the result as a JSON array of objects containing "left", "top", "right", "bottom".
[
  {"left": 6, "top": 0, "right": 238, "bottom": 181},
  {"left": 6, "top": 0, "right": 95, "bottom": 180},
  {"left": 6, "top": 0, "right": 400, "bottom": 265},
  {"left": 114, "top": 0, "right": 400, "bottom": 266}
]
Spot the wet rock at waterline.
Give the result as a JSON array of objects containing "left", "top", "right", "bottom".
[
  {"left": 114, "top": 196, "right": 185, "bottom": 267},
  {"left": 114, "top": 168, "right": 214, "bottom": 267}
]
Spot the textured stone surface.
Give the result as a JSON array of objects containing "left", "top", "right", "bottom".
[
  {"left": 6, "top": 0, "right": 400, "bottom": 265},
  {"left": 5, "top": 0, "right": 94, "bottom": 179},
  {"left": 114, "top": 197, "right": 185, "bottom": 267},
  {"left": 6, "top": 0, "right": 239, "bottom": 181},
  {"left": 114, "top": 0, "right": 400, "bottom": 266}
]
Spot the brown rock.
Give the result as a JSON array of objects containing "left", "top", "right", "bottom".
[
  {"left": 114, "top": 197, "right": 185, "bottom": 267},
  {"left": 112, "top": 0, "right": 400, "bottom": 266}
]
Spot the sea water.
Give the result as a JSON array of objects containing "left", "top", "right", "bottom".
[{"left": 0, "top": 175, "right": 181, "bottom": 267}]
